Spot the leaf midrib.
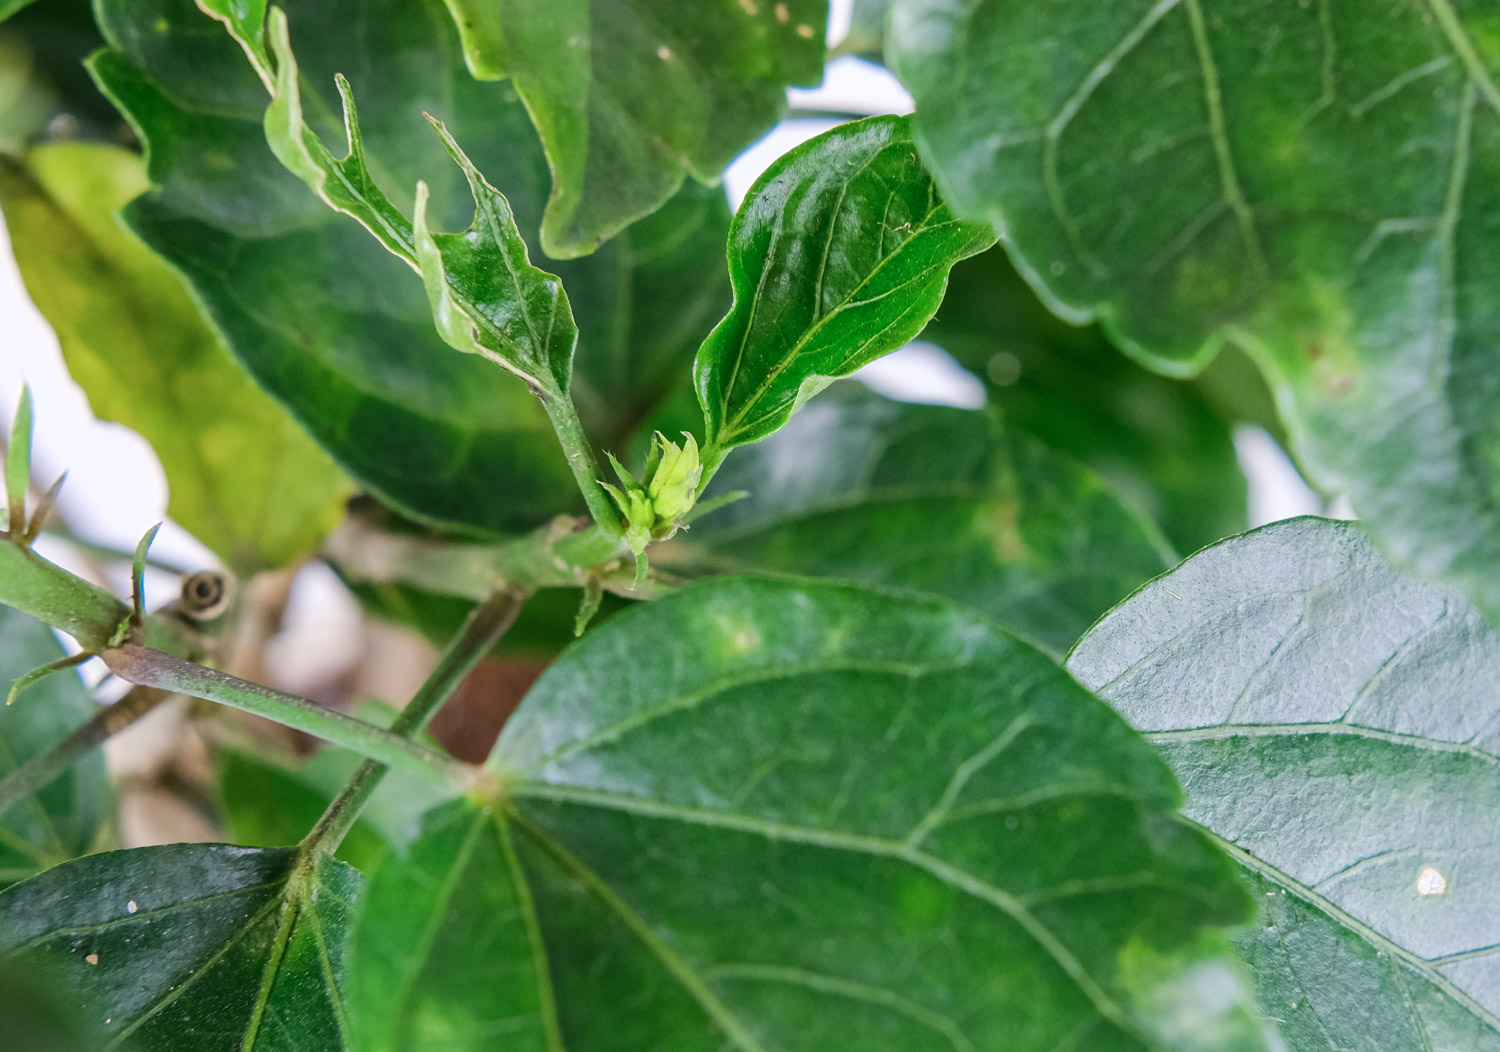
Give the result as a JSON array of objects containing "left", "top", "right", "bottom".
[{"left": 1203, "top": 827, "right": 1500, "bottom": 1036}]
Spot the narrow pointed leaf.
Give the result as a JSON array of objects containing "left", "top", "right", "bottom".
[
  {"left": 0, "top": 843, "right": 359, "bottom": 1051},
  {"left": 201, "top": 5, "right": 579, "bottom": 398},
  {"left": 440, "top": 0, "right": 829, "bottom": 258},
  {"left": 891, "top": 0, "right": 1500, "bottom": 619},
  {"left": 5, "top": 385, "right": 32, "bottom": 534},
  {"left": 350, "top": 576, "right": 1272, "bottom": 1051},
  {"left": 694, "top": 115, "right": 995, "bottom": 458},
  {"left": 0, "top": 606, "right": 106, "bottom": 885},
  {"left": 672, "top": 386, "right": 1173, "bottom": 653},
  {"left": 88, "top": 0, "right": 578, "bottom": 533},
  {"left": 1070, "top": 517, "right": 1500, "bottom": 1049}
]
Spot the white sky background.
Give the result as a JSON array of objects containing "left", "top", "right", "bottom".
[{"left": 0, "top": 0, "right": 1338, "bottom": 612}]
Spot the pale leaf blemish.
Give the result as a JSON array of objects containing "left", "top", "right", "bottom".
[
  {"left": 737, "top": 0, "right": 758, "bottom": 13},
  {"left": 1417, "top": 866, "right": 1448, "bottom": 896},
  {"left": 775, "top": 2, "right": 790, "bottom": 23},
  {"left": 85, "top": 953, "right": 99, "bottom": 965},
  {"left": 797, "top": 23, "right": 815, "bottom": 38},
  {"left": 657, "top": 44, "right": 673, "bottom": 60}
]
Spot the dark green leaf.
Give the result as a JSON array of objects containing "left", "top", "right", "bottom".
[
  {"left": 565, "top": 180, "right": 733, "bottom": 449},
  {"left": 0, "top": 143, "right": 349, "bottom": 574},
  {"left": 350, "top": 576, "right": 1272, "bottom": 1051},
  {"left": 0, "top": 0, "right": 115, "bottom": 148},
  {"left": 0, "top": 605, "right": 106, "bottom": 885},
  {"left": 218, "top": 750, "right": 388, "bottom": 873},
  {"left": 441, "top": 0, "right": 828, "bottom": 258},
  {"left": 0, "top": 957, "right": 102, "bottom": 1052},
  {"left": 891, "top": 0, "right": 1500, "bottom": 619},
  {"left": 0, "top": 843, "right": 359, "bottom": 1051},
  {"left": 89, "top": 0, "right": 577, "bottom": 534},
  {"left": 1070, "top": 517, "right": 1500, "bottom": 1049},
  {"left": 694, "top": 115, "right": 996, "bottom": 460},
  {"left": 925, "top": 247, "right": 1247, "bottom": 555},
  {"left": 671, "top": 386, "right": 1173, "bottom": 653}
]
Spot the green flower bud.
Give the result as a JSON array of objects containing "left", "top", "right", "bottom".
[{"left": 644, "top": 432, "right": 701, "bottom": 524}]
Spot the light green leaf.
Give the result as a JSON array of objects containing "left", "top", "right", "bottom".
[
  {"left": 669, "top": 386, "right": 1173, "bottom": 654},
  {"left": 924, "top": 247, "right": 1248, "bottom": 555},
  {"left": 891, "top": 0, "right": 1500, "bottom": 619},
  {"left": 88, "top": 0, "right": 579, "bottom": 534},
  {"left": 349, "top": 576, "right": 1273, "bottom": 1051},
  {"left": 1070, "top": 517, "right": 1500, "bottom": 1050},
  {"left": 0, "top": 142, "right": 348, "bottom": 574},
  {"left": 0, "top": 843, "right": 359, "bottom": 1051},
  {"left": 0, "top": 605, "right": 106, "bottom": 885},
  {"left": 694, "top": 115, "right": 996, "bottom": 461},
  {"left": 440, "top": 0, "right": 829, "bottom": 258}
]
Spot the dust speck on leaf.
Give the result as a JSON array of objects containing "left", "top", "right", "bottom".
[{"left": 1417, "top": 866, "right": 1447, "bottom": 895}]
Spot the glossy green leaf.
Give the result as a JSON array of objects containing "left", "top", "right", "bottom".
[
  {"left": 891, "top": 0, "right": 1500, "bottom": 619},
  {"left": 0, "top": 843, "right": 359, "bottom": 1051},
  {"left": 0, "top": 143, "right": 349, "bottom": 574},
  {"left": 0, "top": 606, "right": 105, "bottom": 885},
  {"left": 88, "top": 0, "right": 578, "bottom": 534},
  {"left": 925, "top": 247, "right": 1247, "bottom": 555},
  {"left": 441, "top": 0, "right": 828, "bottom": 258},
  {"left": 695, "top": 115, "right": 995, "bottom": 459},
  {"left": 671, "top": 386, "right": 1173, "bottom": 654},
  {"left": 1070, "top": 517, "right": 1500, "bottom": 1049},
  {"left": 349, "top": 576, "right": 1272, "bottom": 1052}
]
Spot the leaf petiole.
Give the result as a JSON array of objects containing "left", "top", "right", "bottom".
[{"left": 301, "top": 587, "right": 528, "bottom": 856}]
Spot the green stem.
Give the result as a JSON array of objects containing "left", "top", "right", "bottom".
[
  {"left": 302, "top": 587, "right": 527, "bottom": 855},
  {"left": 0, "top": 685, "right": 169, "bottom": 825},
  {"left": 102, "top": 643, "right": 472, "bottom": 788},
  {"left": 0, "top": 542, "right": 128, "bottom": 652},
  {"left": 543, "top": 389, "right": 623, "bottom": 535}
]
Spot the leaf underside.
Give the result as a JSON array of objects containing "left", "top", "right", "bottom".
[
  {"left": 1071, "top": 517, "right": 1500, "bottom": 1050},
  {"left": 891, "top": 0, "right": 1500, "bottom": 621}
]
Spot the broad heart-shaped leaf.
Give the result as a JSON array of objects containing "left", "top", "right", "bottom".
[
  {"left": 0, "top": 606, "right": 106, "bottom": 885},
  {"left": 0, "top": 143, "right": 349, "bottom": 574},
  {"left": 890, "top": 0, "right": 1500, "bottom": 622},
  {"left": 441, "top": 0, "right": 828, "bottom": 258},
  {"left": 1069, "top": 517, "right": 1500, "bottom": 1050},
  {"left": 693, "top": 115, "right": 996, "bottom": 460},
  {"left": 924, "top": 247, "right": 1247, "bottom": 556},
  {"left": 667, "top": 386, "right": 1173, "bottom": 654},
  {"left": 348, "top": 576, "right": 1274, "bottom": 1052},
  {"left": 0, "top": 843, "right": 359, "bottom": 1051},
  {"left": 87, "top": 0, "right": 581, "bottom": 535}
]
